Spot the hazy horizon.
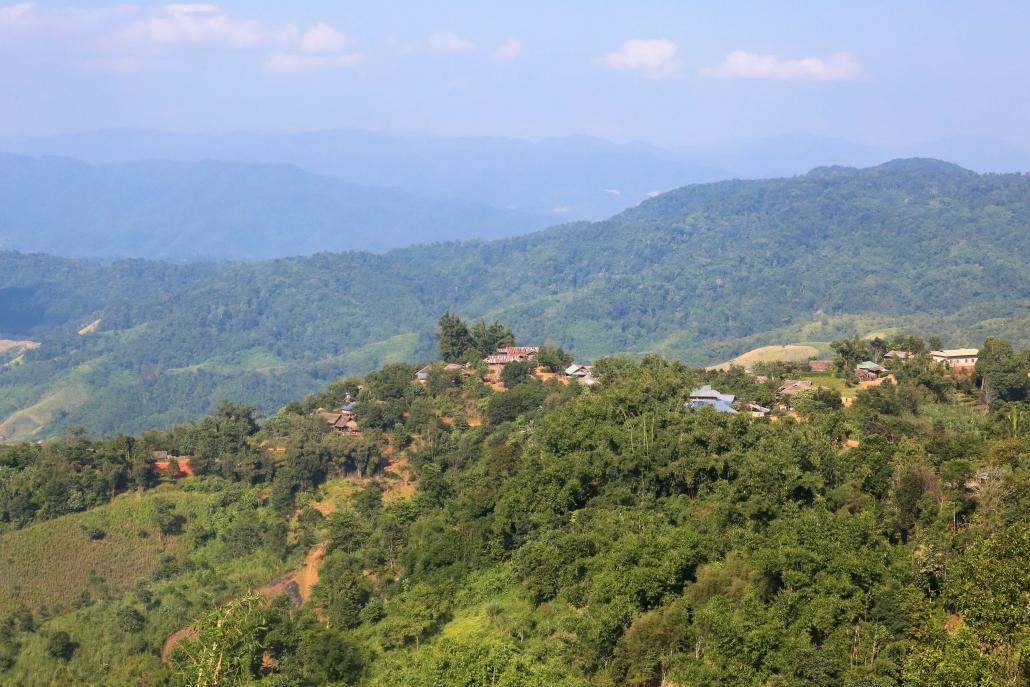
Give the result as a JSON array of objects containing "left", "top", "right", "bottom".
[{"left": 6, "top": 125, "right": 1030, "bottom": 158}]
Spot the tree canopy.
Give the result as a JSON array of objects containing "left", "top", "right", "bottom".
[{"left": 1, "top": 332, "right": 1027, "bottom": 686}]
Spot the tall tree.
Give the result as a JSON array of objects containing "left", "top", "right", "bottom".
[
  {"left": 975, "top": 337, "right": 1030, "bottom": 405},
  {"left": 469, "top": 319, "right": 514, "bottom": 359},
  {"left": 437, "top": 312, "right": 474, "bottom": 362},
  {"left": 537, "top": 346, "right": 574, "bottom": 373},
  {"left": 832, "top": 335, "right": 871, "bottom": 375}
]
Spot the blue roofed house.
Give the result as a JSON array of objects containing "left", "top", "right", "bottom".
[{"left": 686, "top": 385, "right": 738, "bottom": 413}]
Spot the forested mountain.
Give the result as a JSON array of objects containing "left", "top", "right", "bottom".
[
  {"left": 5, "top": 128, "right": 1028, "bottom": 221},
  {"left": 0, "top": 345, "right": 1027, "bottom": 685},
  {"left": 2, "top": 159, "right": 1030, "bottom": 439},
  {"left": 0, "top": 131, "right": 728, "bottom": 221},
  {"left": 0, "top": 155, "right": 550, "bottom": 260}
]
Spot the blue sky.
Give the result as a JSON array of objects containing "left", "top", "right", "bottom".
[{"left": 1, "top": 1, "right": 1028, "bottom": 148}]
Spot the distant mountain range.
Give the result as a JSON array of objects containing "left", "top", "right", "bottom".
[
  {"left": 4, "top": 128, "right": 1029, "bottom": 223},
  {"left": 2, "top": 158, "right": 1029, "bottom": 439},
  {"left": 676, "top": 132, "right": 1030, "bottom": 180},
  {"left": 0, "top": 155, "right": 551, "bottom": 260},
  {"left": 0, "top": 130, "right": 727, "bottom": 222}
]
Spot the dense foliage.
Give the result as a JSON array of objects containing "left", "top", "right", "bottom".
[
  {"left": 0, "top": 330, "right": 1027, "bottom": 685},
  {"left": 2, "top": 159, "right": 1030, "bottom": 438}
]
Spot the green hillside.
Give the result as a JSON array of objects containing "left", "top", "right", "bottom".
[
  {"left": 0, "top": 339, "right": 1026, "bottom": 685},
  {"left": 2, "top": 159, "right": 1030, "bottom": 438}
]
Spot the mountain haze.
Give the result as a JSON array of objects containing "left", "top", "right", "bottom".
[
  {"left": 0, "top": 155, "right": 551, "bottom": 260},
  {"left": 0, "top": 131, "right": 728, "bottom": 221},
  {"left": 2, "top": 159, "right": 1029, "bottom": 439},
  {"left": 5, "top": 129, "right": 1029, "bottom": 223}
]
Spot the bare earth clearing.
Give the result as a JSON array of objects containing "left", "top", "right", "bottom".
[
  {"left": 708, "top": 344, "right": 820, "bottom": 371},
  {"left": 0, "top": 339, "right": 40, "bottom": 354},
  {"left": 77, "top": 318, "right": 102, "bottom": 335}
]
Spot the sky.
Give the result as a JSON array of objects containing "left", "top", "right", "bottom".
[{"left": 1, "top": 1, "right": 1029, "bottom": 149}]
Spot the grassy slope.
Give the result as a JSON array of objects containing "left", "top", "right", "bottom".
[
  {"left": 1, "top": 482, "right": 296, "bottom": 685},
  {"left": 0, "top": 486, "right": 210, "bottom": 615},
  {"left": 708, "top": 344, "right": 825, "bottom": 371}
]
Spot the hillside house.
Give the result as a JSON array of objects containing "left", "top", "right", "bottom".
[
  {"left": 415, "top": 362, "right": 467, "bottom": 383},
  {"left": 776, "top": 379, "right": 814, "bottom": 397},
  {"left": 931, "top": 348, "right": 979, "bottom": 369},
  {"left": 565, "top": 363, "right": 598, "bottom": 385},
  {"left": 775, "top": 379, "right": 816, "bottom": 409},
  {"left": 884, "top": 350, "right": 910, "bottom": 360},
  {"left": 496, "top": 346, "right": 539, "bottom": 361},
  {"left": 856, "top": 361, "right": 886, "bottom": 381},
  {"left": 690, "top": 384, "right": 736, "bottom": 404},
  {"left": 746, "top": 402, "right": 771, "bottom": 417},
  {"left": 320, "top": 410, "right": 358, "bottom": 434},
  {"left": 484, "top": 354, "right": 518, "bottom": 381},
  {"left": 686, "top": 385, "right": 737, "bottom": 413},
  {"left": 484, "top": 346, "right": 540, "bottom": 381},
  {"left": 808, "top": 360, "right": 833, "bottom": 372},
  {"left": 484, "top": 353, "right": 521, "bottom": 365}
]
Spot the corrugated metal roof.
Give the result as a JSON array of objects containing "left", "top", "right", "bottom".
[
  {"left": 689, "top": 384, "right": 735, "bottom": 403},
  {"left": 931, "top": 349, "right": 979, "bottom": 358}
]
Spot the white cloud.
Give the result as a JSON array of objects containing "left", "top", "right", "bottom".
[
  {"left": 120, "top": 4, "right": 293, "bottom": 49},
  {"left": 266, "top": 50, "right": 362, "bottom": 74},
  {"left": 0, "top": 4, "right": 362, "bottom": 74},
  {"left": 698, "top": 51, "right": 861, "bottom": 81},
  {"left": 603, "top": 188, "right": 621, "bottom": 196},
  {"left": 646, "top": 191, "right": 661, "bottom": 198},
  {"left": 553, "top": 206, "right": 570, "bottom": 215},
  {"left": 493, "top": 38, "right": 520, "bottom": 60},
  {"left": 602, "top": 39, "right": 680, "bottom": 79},
  {"left": 300, "top": 22, "right": 347, "bottom": 54},
  {"left": 0, "top": 3, "right": 35, "bottom": 30},
  {"left": 428, "top": 30, "right": 474, "bottom": 54},
  {"left": 269, "top": 22, "right": 359, "bottom": 74},
  {"left": 0, "top": 3, "right": 138, "bottom": 35}
]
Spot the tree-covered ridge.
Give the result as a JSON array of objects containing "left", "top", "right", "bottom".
[
  {"left": 2, "top": 158, "right": 1030, "bottom": 438},
  {"left": 0, "top": 155, "right": 551, "bottom": 260},
  {"left": 0, "top": 328, "right": 1027, "bottom": 686}
]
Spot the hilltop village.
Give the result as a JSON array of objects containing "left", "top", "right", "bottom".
[
  {"left": 1, "top": 314, "right": 1027, "bottom": 686},
  {"left": 151, "top": 320, "right": 997, "bottom": 469},
  {"left": 689, "top": 345, "right": 983, "bottom": 417}
]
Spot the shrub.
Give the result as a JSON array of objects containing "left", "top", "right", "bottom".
[
  {"left": 47, "top": 631, "right": 75, "bottom": 661},
  {"left": 116, "top": 607, "right": 145, "bottom": 634},
  {"left": 500, "top": 360, "right": 535, "bottom": 388}
]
